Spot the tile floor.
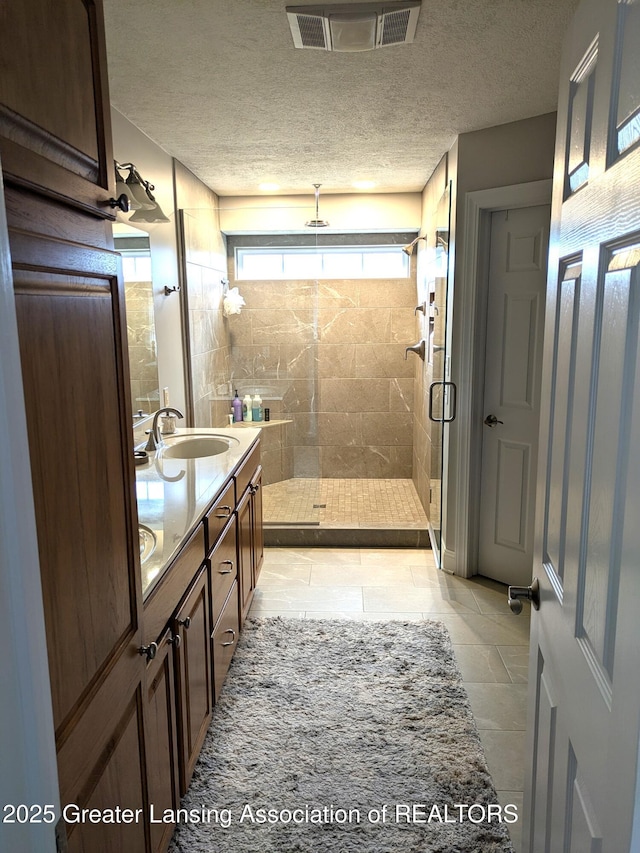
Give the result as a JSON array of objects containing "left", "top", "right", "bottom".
[
  {"left": 250, "top": 545, "right": 531, "bottom": 853},
  {"left": 262, "top": 478, "right": 429, "bottom": 527}
]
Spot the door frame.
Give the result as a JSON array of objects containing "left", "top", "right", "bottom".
[{"left": 450, "top": 179, "right": 552, "bottom": 578}]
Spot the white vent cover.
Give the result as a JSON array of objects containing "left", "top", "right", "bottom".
[{"left": 286, "top": 2, "right": 421, "bottom": 52}]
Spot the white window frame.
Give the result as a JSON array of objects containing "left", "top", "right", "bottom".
[{"left": 235, "top": 245, "right": 410, "bottom": 280}]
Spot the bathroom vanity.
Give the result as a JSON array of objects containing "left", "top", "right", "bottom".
[{"left": 137, "top": 428, "right": 263, "bottom": 852}]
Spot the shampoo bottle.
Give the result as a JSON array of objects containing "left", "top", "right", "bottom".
[
  {"left": 252, "top": 393, "right": 263, "bottom": 422},
  {"left": 243, "top": 394, "right": 253, "bottom": 422},
  {"left": 232, "top": 389, "right": 243, "bottom": 422}
]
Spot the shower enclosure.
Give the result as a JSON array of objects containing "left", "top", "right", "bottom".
[{"left": 225, "top": 233, "right": 430, "bottom": 546}]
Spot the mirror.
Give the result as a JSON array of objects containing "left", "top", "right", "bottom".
[{"left": 114, "top": 223, "right": 160, "bottom": 421}]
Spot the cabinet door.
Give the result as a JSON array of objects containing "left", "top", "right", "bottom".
[
  {"left": 174, "top": 566, "right": 212, "bottom": 794},
  {"left": 1, "top": 1, "right": 146, "bottom": 841},
  {"left": 0, "top": 0, "right": 116, "bottom": 215},
  {"left": 144, "top": 628, "right": 180, "bottom": 853},
  {"left": 237, "top": 488, "right": 254, "bottom": 624},
  {"left": 250, "top": 466, "right": 264, "bottom": 583},
  {"left": 212, "top": 581, "right": 240, "bottom": 702}
]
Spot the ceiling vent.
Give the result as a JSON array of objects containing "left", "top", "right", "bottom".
[{"left": 286, "top": 2, "right": 421, "bottom": 52}]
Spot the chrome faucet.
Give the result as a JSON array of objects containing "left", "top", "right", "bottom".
[
  {"left": 404, "top": 340, "right": 426, "bottom": 361},
  {"left": 145, "top": 407, "right": 185, "bottom": 451}
]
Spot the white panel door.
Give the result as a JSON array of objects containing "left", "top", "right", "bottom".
[
  {"left": 523, "top": 0, "right": 640, "bottom": 850},
  {"left": 479, "top": 205, "right": 550, "bottom": 585}
]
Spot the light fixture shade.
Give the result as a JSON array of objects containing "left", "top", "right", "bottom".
[
  {"left": 125, "top": 173, "right": 156, "bottom": 210},
  {"left": 129, "top": 203, "right": 170, "bottom": 224},
  {"left": 115, "top": 170, "right": 142, "bottom": 209},
  {"left": 329, "top": 12, "right": 376, "bottom": 51}
]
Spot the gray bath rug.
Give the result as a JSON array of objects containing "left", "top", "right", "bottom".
[{"left": 168, "top": 617, "right": 515, "bottom": 852}]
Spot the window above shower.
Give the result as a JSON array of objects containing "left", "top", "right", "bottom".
[{"left": 235, "top": 245, "right": 410, "bottom": 280}]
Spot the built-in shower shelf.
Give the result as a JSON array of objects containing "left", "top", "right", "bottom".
[{"left": 230, "top": 419, "right": 292, "bottom": 428}]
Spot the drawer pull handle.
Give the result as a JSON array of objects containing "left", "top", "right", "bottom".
[
  {"left": 167, "top": 633, "right": 181, "bottom": 648},
  {"left": 215, "top": 505, "right": 232, "bottom": 518},
  {"left": 218, "top": 560, "right": 234, "bottom": 575},
  {"left": 221, "top": 629, "right": 236, "bottom": 647},
  {"left": 177, "top": 616, "right": 191, "bottom": 629},
  {"left": 138, "top": 642, "right": 158, "bottom": 661}
]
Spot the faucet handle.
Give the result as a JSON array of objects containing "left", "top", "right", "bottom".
[{"left": 144, "top": 429, "right": 158, "bottom": 452}]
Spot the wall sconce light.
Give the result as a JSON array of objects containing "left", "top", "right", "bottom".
[
  {"left": 402, "top": 235, "right": 427, "bottom": 256},
  {"left": 114, "top": 162, "right": 170, "bottom": 223}
]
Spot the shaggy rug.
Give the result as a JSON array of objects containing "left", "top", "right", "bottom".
[{"left": 168, "top": 618, "right": 515, "bottom": 852}]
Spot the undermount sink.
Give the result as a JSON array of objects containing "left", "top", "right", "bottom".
[
  {"left": 161, "top": 434, "right": 239, "bottom": 459},
  {"left": 139, "top": 524, "right": 157, "bottom": 565}
]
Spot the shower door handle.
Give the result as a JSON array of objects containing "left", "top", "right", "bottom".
[{"left": 428, "top": 381, "right": 457, "bottom": 423}]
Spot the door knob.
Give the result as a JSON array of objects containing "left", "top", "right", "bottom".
[
  {"left": 484, "top": 414, "right": 504, "bottom": 428},
  {"left": 508, "top": 577, "right": 540, "bottom": 614}
]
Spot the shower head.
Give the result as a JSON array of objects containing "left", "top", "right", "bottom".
[
  {"left": 402, "top": 235, "right": 426, "bottom": 256},
  {"left": 305, "top": 183, "right": 329, "bottom": 228}
]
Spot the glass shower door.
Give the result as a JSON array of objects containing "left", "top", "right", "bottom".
[{"left": 428, "top": 184, "right": 453, "bottom": 565}]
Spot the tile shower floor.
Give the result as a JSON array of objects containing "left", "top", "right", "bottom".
[
  {"left": 262, "top": 478, "right": 429, "bottom": 527},
  {"left": 250, "top": 545, "right": 531, "bottom": 853}
]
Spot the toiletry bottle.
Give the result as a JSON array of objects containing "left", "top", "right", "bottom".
[
  {"left": 232, "top": 389, "right": 243, "bottom": 422},
  {"left": 252, "top": 393, "right": 263, "bottom": 422},
  {"left": 243, "top": 394, "right": 253, "bottom": 422}
]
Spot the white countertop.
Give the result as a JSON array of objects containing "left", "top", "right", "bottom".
[{"left": 136, "top": 427, "right": 261, "bottom": 597}]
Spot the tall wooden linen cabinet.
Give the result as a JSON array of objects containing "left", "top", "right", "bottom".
[{"left": 1, "top": 1, "right": 149, "bottom": 850}]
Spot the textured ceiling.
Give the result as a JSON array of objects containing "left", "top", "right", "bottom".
[{"left": 103, "top": 0, "right": 579, "bottom": 196}]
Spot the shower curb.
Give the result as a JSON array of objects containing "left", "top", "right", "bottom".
[{"left": 263, "top": 526, "right": 431, "bottom": 548}]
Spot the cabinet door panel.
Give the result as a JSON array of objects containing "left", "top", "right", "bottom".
[
  {"left": 175, "top": 568, "right": 212, "bottom": 793},
  {"left": 145, "top": 630, "right": 180, "bottom": 853},
  {"left": 237, "top": 489, "right": 254, "bottom": 624},
  {"left": 64, "top": 691, "right": 146, "bottom": 853},
  {"left": 251, "top": 467, "right": 264, "bottom": 583},
  {"left": 14, "top": 266, "right": 139, "bottom": 734},
  {"left": 0, "top": 0, "right": 114, "bottom": 215}
]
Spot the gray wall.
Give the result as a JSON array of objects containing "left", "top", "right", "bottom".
[{"left": 444, "top": 112, "right": 556, "bottom": 568}]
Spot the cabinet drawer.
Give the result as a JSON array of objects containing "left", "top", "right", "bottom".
[
  {"left": 234, "top": 441, "right": 260, "bottom": 500},
  {"left": 211, "top": 582, "right": 240, "bottom": 702},
  {"left": 205, "top": 479, "right": 235, "bottom": 554},
  {"left": 210, "top": 517, "right": 237, "bottom": 627}
]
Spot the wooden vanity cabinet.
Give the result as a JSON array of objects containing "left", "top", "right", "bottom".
[{"left": 173, "top": 565, "right": 213, "bottom": 795}]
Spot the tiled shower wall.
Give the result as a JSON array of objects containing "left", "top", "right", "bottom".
[
  {"left": 124, "top": 278, "right": 158, "bottom": 415},
  {"left": 227, "top": 237, "right": 417, "bottom": 480}
]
